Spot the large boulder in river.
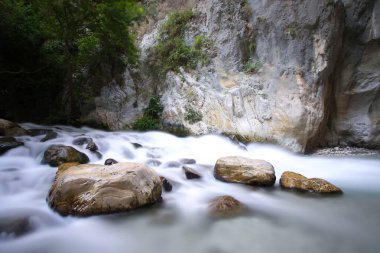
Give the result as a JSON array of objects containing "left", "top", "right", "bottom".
[
  {"left": 280, "top": 171, "right": 342, "bottom": 194},
  {"left": 42, "top": 145, "right": 89, "bottom": 167},
  {"left": 214, "top": 156, "right": 276, "bottom": 186},
  {"left": 0, "top": 137, "right": 24, "bottom": 155},
  {"left": 0, "top": 119, "right": 27, "bottom": 137},
  {"left": 47, "top": 162, "right": 162, "bottom": 216}
]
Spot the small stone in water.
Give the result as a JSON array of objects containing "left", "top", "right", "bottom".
[
  {"left": 179, "top": 158, "right": 196, "bottom": 164},
  {"left": 160, "top": 177, "right": 173, "bottom": 192},
  {"left": 146, "top": 159, "right": 162, "bottom": 167},
  {"left": 183, "top": 166, "right": 201, "bottom": 179},
  {"left": 41, "top": 132, "right": 58, "bottom": 142},
  {"left": 86, "top": 142, "right": 98, "bottom": 152},
  {"left": 131, "top": 143, "right": 143, "bottom": 149},
  {"left": 104, "top": 158, "right": 118, "bottom": 165}
]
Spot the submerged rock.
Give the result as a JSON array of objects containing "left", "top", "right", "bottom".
[
  {"left": 280, "top": 171, "right": 342, "bottom": 194},
  {"left": 73, "top": 137, "right": 98, "bottom": 152},
  {"left": 214, "top": 156, "right": 276, "bottom": 186},
  {"left": 0, "top": 118, "right": 27, "bottom": 137},
  {"left": 47, "top": 162, "right": 162, "bottom": 216},
  {"left": 42, "top": 145, "right": 89, "bottom": 167},
  {"left": 183, "top": 166, "right": 201, "bottom": 179},
  {"left": 41, "top": 131, "right": 58, "bottom": 142},
  {"left": 179, "top": 158, "right": 196, "bottom": 165},
  {"left": 209, "top": 195, "right": 246, "bottom": 218},
  {"left": 27, "top": 129, "right": 52, "bottom": 136},
  {"left": 160, "top": 177, "right": 173, "bottom": 192},
  {"left": 0, "top": 137, "right": 24, "bottom": 155},
  {"left": 104, "top": 158, "right": 118, "bottom": 165},
  {"left": 86, "top": 142, "right": 98, "bottom": 152}
]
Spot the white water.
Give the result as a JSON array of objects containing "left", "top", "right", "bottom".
[{"left": 0, "top": 124, "right": 380, "bottom": 253}]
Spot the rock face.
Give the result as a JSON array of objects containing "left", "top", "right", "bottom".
[
  {"left": 42, "top": 145, "right": 89, "bottom": 167},
  {"left": 0, "top": 119, "right": 27, "bottom": 137},
  {"left": 47, "top": 162, "right": 162, "bottom": 216},
  {"left": 208, "top": 195, "right": 246, "bottom": 218},
  {"left": 280, "top": 171, "right": 342, "bottom": 194},
  {"left": 0, "top": 137, "right": 24, "bottom": 155},
  {"left": 214, "top": 156, "right": 276, "bottom": 186},
  {"left": 85, "top": 0, "right": 379, "bottom": 152}
]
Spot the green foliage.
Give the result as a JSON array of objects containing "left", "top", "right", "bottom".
[
  {"left": 287, "top": 27, "right": 296, "bottom": 37},
  {"left": 132, "top": 97, "right": 164, "bottom": 131},
  {"left": 185, "top": 107, "right": 203, "bottom": 124},
  {"left": 148, "top": 10, "right": 213, "bottom": 78},
  {"left": 243, "top": 57, "right": 263, "bottom": 74},
  {"left": 0, "top": 0, "right": 144, "bottom": 122}
]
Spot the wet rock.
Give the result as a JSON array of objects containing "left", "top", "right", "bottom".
[
  {"left": 146, "top": 159, "right": 162, "bottom": 167},
  {"left": 104, "top": 158, "right": 118, "bottom": 165},
  {"left": 41, "top": 131, "right": 58, "bottom": 142},
  {"left": 163, "top": 161, "right": 182, "bottom": 168},
  {"left": 57, "top": 162, "right": 81, "bottom": 175},
  {"left": 280, "top": 171, "right": 343, "bottom": 194},
  {"left": 183, "top": 166, "right": 201, "bottom": 179},
  {"left": 0, "top": 216, "right": 32, "bottom": 238},
  {"left": 131, "top": 143, "right": 143, "bottom": 149},
  {"left": 86, "top": 142, "right": 98, "bottom": 152},
  {"left": 214, "top": 156, "right": 276, "bottom": 186},
  {"left": 160, "top": 177, "right": 173, "bottom": 192},
  {"left": 27, "top": 129, "right": 52, "bottom": 136},
  {"left": 0, "top": 118, "right": 27, "bottom": 136},
  {"left": 42, "top": 145, "right": 89, "bottom": 167},
  {"left": 0, "top": 137, "right": 24, "bottom": 155},
  {"left": 179, "top": 158, "right": 196, "bottom": 165},
  {"left": 47, "top": 162, "right": 162, "bottom": 216},
  {"left": 209, "top": 195, "right": 246, "bottom": 218},
  {"left": 73, "top": 137, "right": 93, "bottom": 145}
]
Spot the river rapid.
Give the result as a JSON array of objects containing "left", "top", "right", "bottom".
[{"left": 0, "top": 124, "right": 379, "bottom": 253}]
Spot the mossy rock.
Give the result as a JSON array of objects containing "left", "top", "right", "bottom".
[{"left": 42, "top": 145, "right": 89, "bottom": 167}]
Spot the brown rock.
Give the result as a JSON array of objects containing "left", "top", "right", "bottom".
[
  {"left": 0, "top": 137, "right": 24, "bottom": 155},
  {"left": 0, "top": 119, "right": 27, "bottom": 137},
  {"left": 280, "top": 171, "right": 342, "bottom": 194},
  {"left": 214, "top": 156, "right": 276, "bottom": 186},
  {"left": 209, "top": 195, "right": 246, "bottom": 218},
  {"left": 47, "top": 162, "right": 162, "bottom": 216}
]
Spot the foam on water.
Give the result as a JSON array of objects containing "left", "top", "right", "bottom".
[{"left": 0, "top": 124, "right": 379, "bottom": 253}]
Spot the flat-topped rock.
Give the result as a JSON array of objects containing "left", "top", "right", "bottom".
[
  {"left": 280, "top": 171, "right": 342, "bottom": 194},
  {"left": 47, "top": 162, "right": 162, "bottom": 216},
  {"left": 214, "top": 156, "right": 276, "bottom": 186}
]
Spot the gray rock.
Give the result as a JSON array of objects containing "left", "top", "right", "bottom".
[
  {"left": 104, "top": 158, "right": 118, "bottom": 165},
  {"left": 214, "top": 156, "right": 276, "bottom": 186},
  {"left": 41, "top": 131, "right": 58, "bottom": 142},
  {"left": 47, "top": 162, "right": 162, "bottom": 216},
  {"left": 0, "top": 137, "right": 24, "bottom": 155}
]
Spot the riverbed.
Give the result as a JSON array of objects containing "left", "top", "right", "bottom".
[{"left": 1, "top": 124, "right": 379, "bottom": 253}]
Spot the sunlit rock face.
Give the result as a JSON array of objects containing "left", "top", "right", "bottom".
[
  {"left": 87, "top": 0, "right": 379, "bottom": 153},
  {"left": 47, "top": 162, "right": 162, "bottom": 216}
]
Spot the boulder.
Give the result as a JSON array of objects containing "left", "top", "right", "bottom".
[
  {"left": 42, "top": 145, "right": 89, "bottom": 167},
  {"left": 208, "top": 195, "right": 246, "bottom": 218},
  {"left": 183, "top": 166, "right": 201, "bottom": 179},
  {"left": 0, "top": 119, "right": 27, "bottom": 136},
  {"left": 47, "top": 162, "right": 162, "bottom": 216},
  {"left": 0, "top": 137, "right": 24, "bottom": 155},
  {"left": 280, "top": 171, "right": 342, "bottom": 194},
  {"left": 214, "top": 156, "right": 276, "bottom": 186}
]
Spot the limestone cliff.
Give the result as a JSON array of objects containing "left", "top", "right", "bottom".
[{"left": 84, "top": 0, "right": 380, "bottom": 153}]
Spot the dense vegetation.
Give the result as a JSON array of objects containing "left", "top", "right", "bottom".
[{"left": 0, "top": 0, "right": 143, "bottom": 124}]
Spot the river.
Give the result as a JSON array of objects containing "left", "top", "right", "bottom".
[{"left": 1, "top": 124, "right": 380, "bottom": 253}]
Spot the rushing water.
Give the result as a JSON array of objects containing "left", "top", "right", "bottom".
[{"left": 0, "top": 124, "right": 379, "bottom": 253}]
